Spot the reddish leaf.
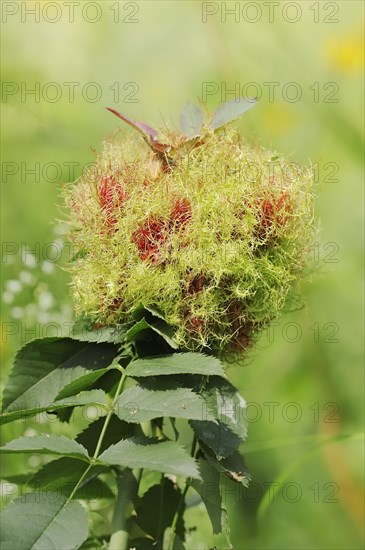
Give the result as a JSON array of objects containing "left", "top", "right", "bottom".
[
  {"left": 107, "top": 107, "right": 174, "bottom": 165},
  {"left": 106, "top": 107, "right": 158, "bottom": 141}
]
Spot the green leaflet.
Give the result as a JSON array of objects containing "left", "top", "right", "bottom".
[
  {"left": 0, "top": 434, "right": 90, "bottom": 461},
  {"left": 0, "top": 492, "right": 88, "bottom": 550},
  {"left": 134, "top": 479, "right": 185, "bottom": 542},
  {"left": 55, "top": 367, "right": 117, "bottom": 399},
  {"left": 72, "top": 318, "right": 126, "bottom": 344},
  {"left": 98, "top": 437, "right": 201, "bottom": 480},
  {"left": 125, "top": 352, "right": 226, "bottom": 378},
  {"left": 125, "top": 317, "right": 178, "bottom": 349},
  {"left": 115, "top": 384, "right": 215, "bottom": 423},
  {"left": 0, "top": 389, "right": 108, "bottom": 426},
  {"left": 191, "top": 457, "right": 230, "bottom": 540},
  {"left": 190, "top": 377, "right": 247, "bottom": 459},
  {"left": 28, "top": 458, "right": 113, "bottom": 500},
  {"left": 75, "top": 415, "right": 135, "bottom": 455},
  {"left": 1, "top": 337, "right": 118, "bottom": 416},
  {"left": 203, "top": 444, "right": 250, "bottom": 486}
]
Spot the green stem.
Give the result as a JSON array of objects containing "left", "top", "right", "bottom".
[
  {"left": 67, "top": 465, "right": 93, "bottom": 501},
  {"left": 140, "top": 420, "right": 154, "bottom": 438},
  {"left": 136, "top": 468, "right": 143, "bottom": 486},
  {"left": 68, "top": 370, "right": 127, "bottom": 502},
  {"left": 109, "top": 469, "right": 131, "bottom": 550},
  {"left": 156, "top": 474, "right": 165, "bottom": 543},
  {"left": 167, "top": 483, "right": 189, "bottom": 550},
  {"left": 93, "top": 371, "right": 127, "bottom": 459},
  {"left": 167, "top": 435, "right": 198, "bottom": 550}
]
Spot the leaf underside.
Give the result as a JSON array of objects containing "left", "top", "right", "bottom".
[
  {"left": 180, "top": 102, "right": 204, "bottom": 138},
  {"left": 210, "top": 97, "right": 257, "bottom": 131},
  {"left": 0, "top": 492, "right": 88, "bottom": 550}
]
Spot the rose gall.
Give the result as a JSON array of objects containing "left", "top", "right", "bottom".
[{"left": 65, "top": 103, "right": 314, "bottom": 354}]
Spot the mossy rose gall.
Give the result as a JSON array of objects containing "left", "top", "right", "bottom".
[
  {"left": 65, "top": 101, "right": 314, "bottom": 354},
  {"left": 1, "top": 100, "right": 317, "bottom": 550}
]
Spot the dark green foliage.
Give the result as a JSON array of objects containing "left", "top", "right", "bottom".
[{"left": 0, "top": 322, "right": 249, "bottom": 548}]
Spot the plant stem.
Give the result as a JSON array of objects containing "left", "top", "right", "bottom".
[
  {"left": 156, "top": 474, "right": 165, "bottom": 543},
  {"left": 68, "top": 370, "right": 127, "bottom": 502},
  {"left": 167, "top": 482, "right": 189, "bottom": 550},
  {"left": 167, "top": 435, "right": 198, "bottom": 550},
  {"left": 109, "top": 469, "right": 131, "bottom": 550},
  {"left": 136, "top": 468, "right": 143, "bottom": 486},
  {"left": 140, "top": 420, "right": 154, "bottom": 438},
  {"left": 93, "top": 370, "right": 127, "bottom": 459}
]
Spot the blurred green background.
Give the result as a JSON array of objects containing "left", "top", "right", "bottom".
[{"left": 1, "top": 1, "right": 364, "bottom": 548}]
